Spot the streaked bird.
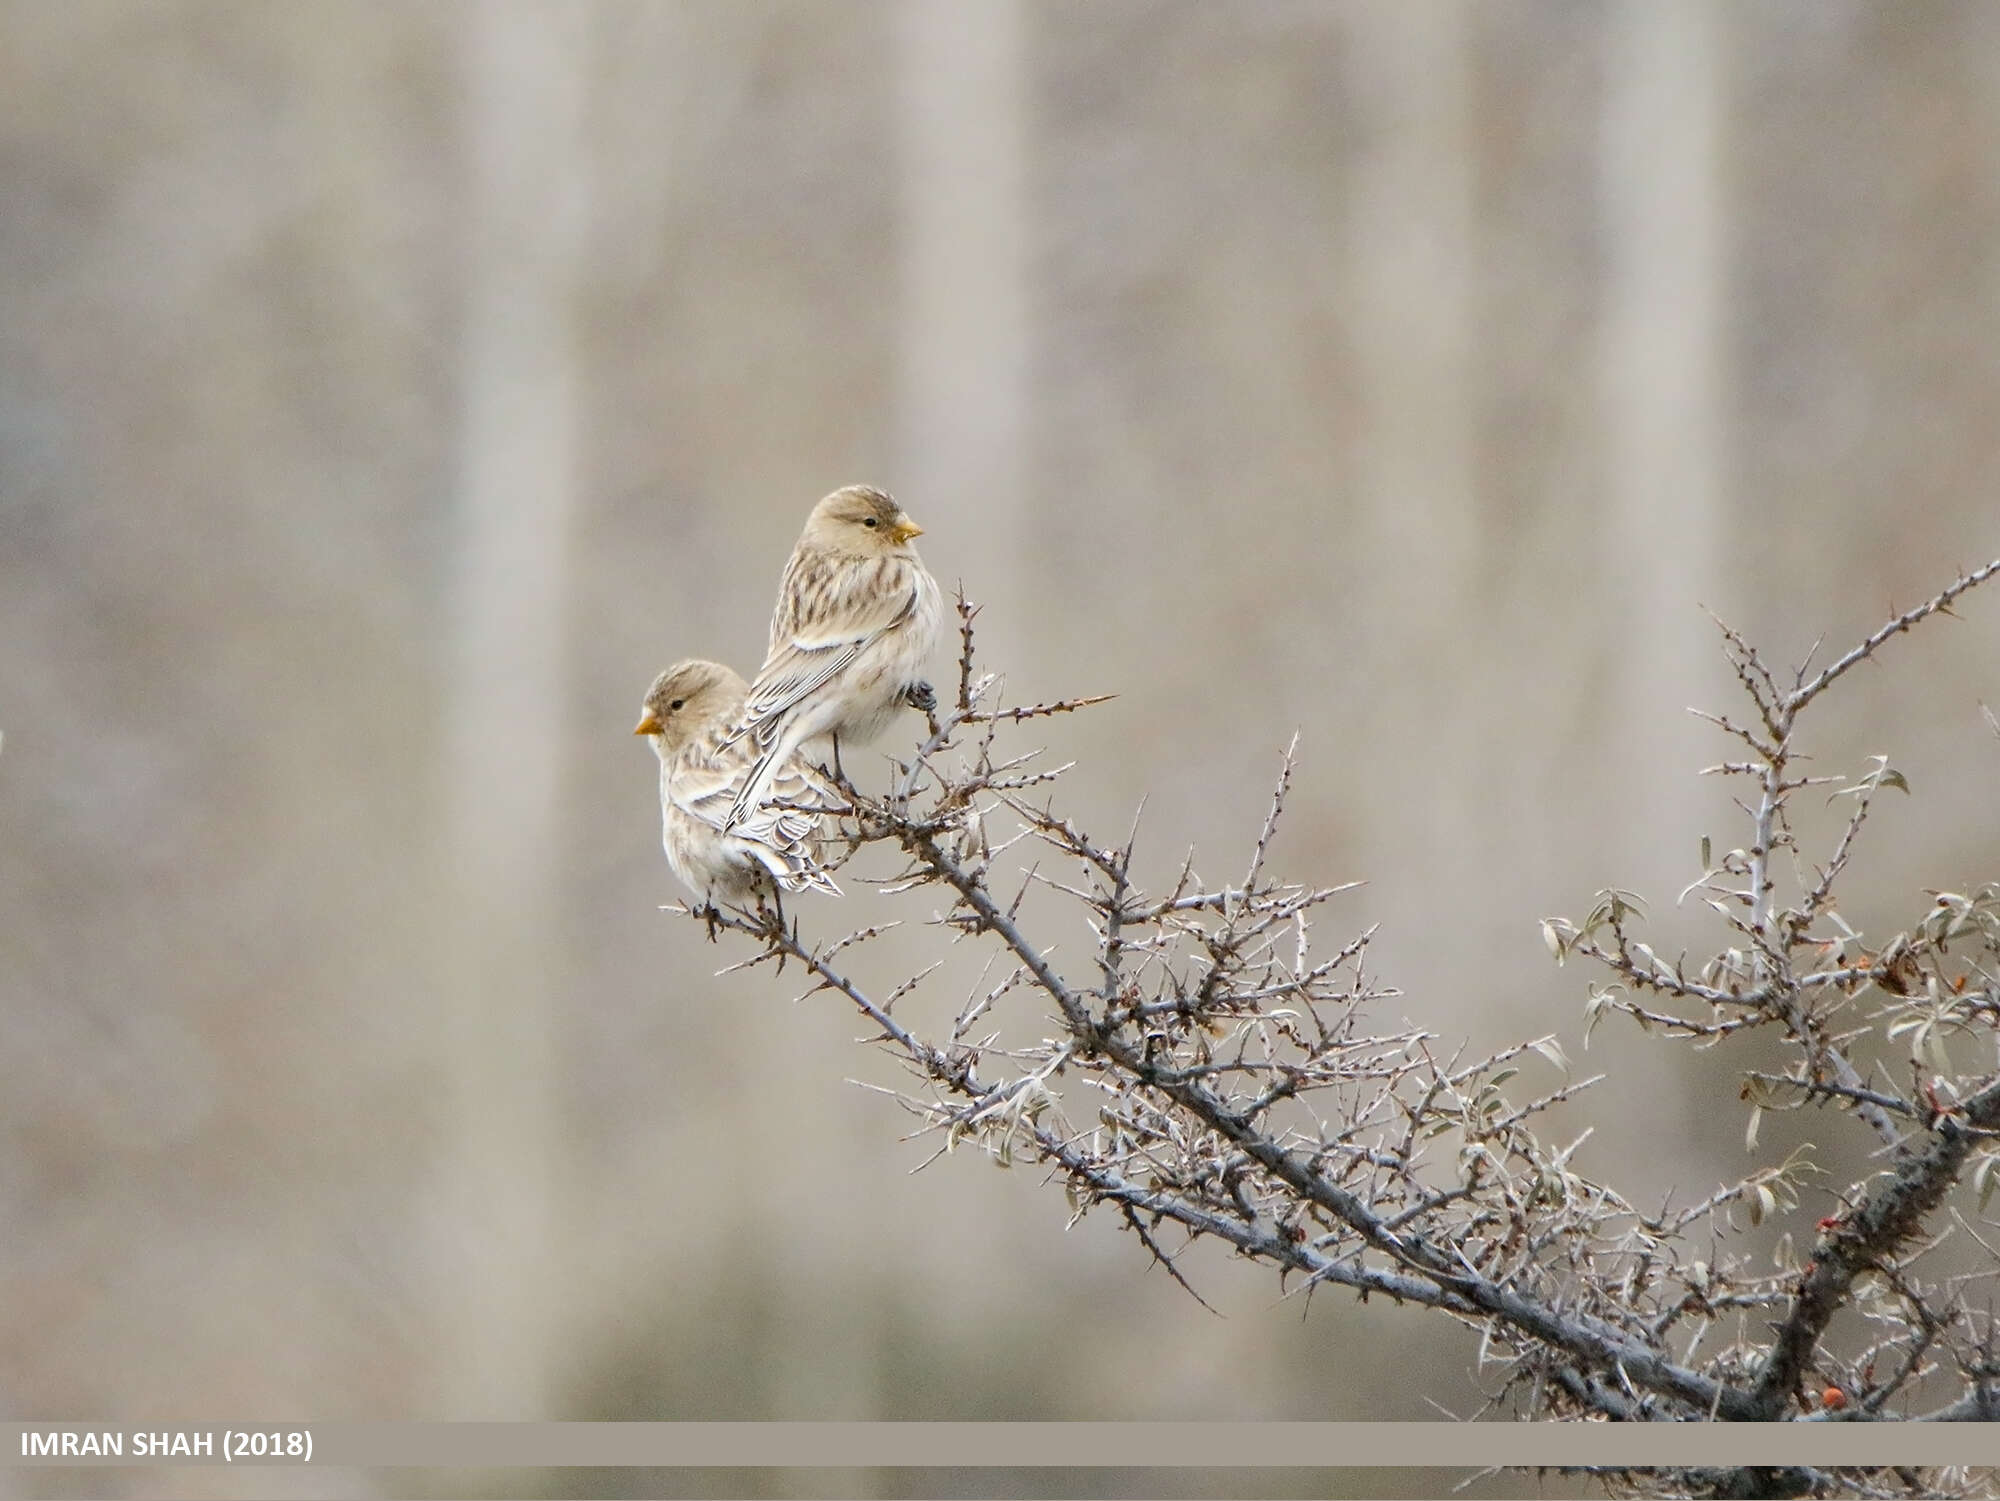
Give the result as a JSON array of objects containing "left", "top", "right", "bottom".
[
  {"left": 726, "top": 485, "right": 942, "bottom": 827},
  {"left": 634, "top": 659, "right": 843, "bottom": 907}
]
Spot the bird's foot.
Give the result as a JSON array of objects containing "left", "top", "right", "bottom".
[{"left": 904, "top": 680, "right": 937, "bottom": 714}]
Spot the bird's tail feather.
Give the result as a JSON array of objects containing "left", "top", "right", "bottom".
[{"left": 727, "top": 733, "right": 791, "bottom": 829}]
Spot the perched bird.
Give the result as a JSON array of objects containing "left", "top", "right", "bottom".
[
  {"left": 634, "top": 659, "right": 843, "bottom": 907},
  {"left": 726, "top": 485, "right": 942, "bottom": 827}
]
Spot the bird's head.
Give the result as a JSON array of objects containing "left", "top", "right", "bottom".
[
  {"left": 800, "top": 485, "right": 925, "bottom": 558},
  {"left": 632, "top": 659, "right": 749, "bottom": 757}
]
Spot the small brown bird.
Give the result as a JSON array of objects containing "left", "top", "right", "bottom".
[
  {"left": 727, "top": 485, "right": 943, "bottom": 827},
  {"left": 634, "top": 659, "right": 843, "bottom": 906}
]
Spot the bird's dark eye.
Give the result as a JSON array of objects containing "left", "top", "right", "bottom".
[
  {"left": 669, "top": 698, "right": 684, "bottom": 711},
  {"left": 862, "top": 516, "right": 878, "bottom": 528}
]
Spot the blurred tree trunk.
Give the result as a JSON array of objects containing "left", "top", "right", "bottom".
[
  {"left": 433, "top": 0, "right": 592, "bottom": 1418},
  {"left": 1347, "top": 2, "right": 1476, "bottom": 582},
  {"left": 895, "top": 0, "right": 1031, "bottom": 673},
  {"left": 1599, "top": 0, "right": 1725, "bottom": 891},
  {"left": 1343, "top": 4, "right": 1477, "bottom": 891}
]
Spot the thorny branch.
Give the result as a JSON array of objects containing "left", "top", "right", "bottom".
[{"left": 682, "top": 566, "right": 2000, "bottom": 1499}]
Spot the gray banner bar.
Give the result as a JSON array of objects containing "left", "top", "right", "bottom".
[{"left": 5, "top": 1422, "right": 1996, "bottom": 1469}]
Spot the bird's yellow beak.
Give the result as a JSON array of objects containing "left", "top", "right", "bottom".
[
  {"left": 633, "top": 712, "right": 662, "bottom": 736},
  {"left": 891, "top": 517, "right": 924, "bottom": 543}
]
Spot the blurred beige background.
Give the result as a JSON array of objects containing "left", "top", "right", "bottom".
[{"left": 4, "top": 1, "right": 2000, "bottom": 1496}]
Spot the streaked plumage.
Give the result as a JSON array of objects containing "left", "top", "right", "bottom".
[
  {"left": 633, "top": 660, "right": 843, "bottom": 905},
  {"left": 726, "top": 485, "right": 942, "bottom": 827}
]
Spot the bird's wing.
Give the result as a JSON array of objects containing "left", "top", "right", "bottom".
[
  {"left": 761, "top": 759, "right": 850, "bottom": 821},
  {"left": 664, "top": 747, "right": 742, "bottom": 832},
  {"left": 736, "top": 558, "right": 923, "bottom": 744},
  {"left": 698, "top": 750, "right": 844, "bottom": 896}
]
